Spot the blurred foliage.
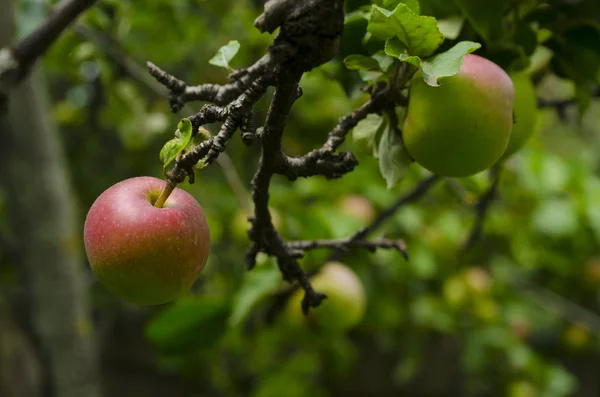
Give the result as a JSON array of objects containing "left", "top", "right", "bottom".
[{"left": 2, "top": 0, "right": 600, "bottom": 396}]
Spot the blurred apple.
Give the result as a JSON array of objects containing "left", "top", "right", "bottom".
[
  {"left": 463, "top": 267, "right": 493, "bottom": 294},
  {"left": 508, "top": 381, "right": 538, "bottom": 397},
  {"left": 443, "top": 275, "right": 468, "bottom": 308},
  {"left": 562, "top": 324, "right": 592, "bottom": 350},
  {"left": 284, "top": 261, "right": 366, "bottom": 333},
  {"left": 339, "top": 194, "right": 376, "bottom": 224}
]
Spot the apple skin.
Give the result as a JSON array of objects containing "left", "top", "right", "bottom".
[
  {"left": 84, "top": 176, "right": 211, "bottom": 305},
  {"left": 285, "top": 262, "right": 366, "bottom": 333},
  {"left": 500, "top": 72, "right": 539, "bottom": 160},
  {"left": 403, "top": 53, "right": 515, "bottom": 177}
]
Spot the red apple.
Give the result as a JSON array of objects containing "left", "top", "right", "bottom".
[{"left": 84, "top": 176, "right": 211, "bottom": 305}]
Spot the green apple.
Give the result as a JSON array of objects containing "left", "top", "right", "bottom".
[
  {"left": 83, "top": 176, "right": 211, "bottom": 305},
  {"left": 285, "top": 261, "right": 366, "bottom": 333},
  {"left": 403, "top": 54, "right": 515, "bottom": 177},
  {"left": 500, "top": 72, "right": 539, "bottom": 159},
  {"left": 562, "top": 324, "right": 592, "bottom": 350}
]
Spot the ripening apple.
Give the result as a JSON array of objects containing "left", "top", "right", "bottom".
[
  {"left": 403, "top": 53, "right": 515, "bottom": 177},
  {"left": 463, "top": 267, "right": 493, "bottom": 295},
  {"left": 84, "top": 176, "right": 211, "bottom": 305},
  {"left": 339, "top": 194, "right": 376, "bottom": 224},
  {"left": 284, "top": 261, "right": 366, "bottom": 333},
  {"left": 500, "top": 72, "right": 539, "bottom": 160}
]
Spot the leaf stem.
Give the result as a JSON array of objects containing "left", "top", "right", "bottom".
[{"left": 154, "top": 180, "right": 176, "bottom": 208}]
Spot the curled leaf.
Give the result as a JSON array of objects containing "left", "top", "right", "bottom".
[{"left": 159, "top": 118, "right": 193, "bottom": 171}]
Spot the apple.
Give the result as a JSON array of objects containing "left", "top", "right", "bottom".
[
  {"left": 403, "top": 53, "right": 515, "bottom": 177},
  {"left": 500, "top": 72, "right": 539, "bottom": 160},
  {"left": 284, "top": 261, "right": 366, "bottom": 333},
  {"left": 508, "top": 381, "right": 537, "bottom": 397},
  {"left": 443, "top": 275, "right": 468, "bottom": 308},
  {"left": 339, "top": 194, "right": 376, "bottom": 224},
  {"left": 463, "top": 267, "right": 493, "bottom": 295},
  {"left": 562, "top": 324, "right": 591, "bottom": 350},
  {"left": 584, "top": 257, "right": 600, "bottom": 285},
  {"left": 83, "top": 176, "right": 211, "bottom": 305}
]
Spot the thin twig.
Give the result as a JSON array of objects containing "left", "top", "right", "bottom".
[
  {"left": 74, "top": 24, "right": 252, "bottom": 208},
  {"left": 0, "top": 0, "right": 97, "bottom": 91},
  {"left": 329, "top": 175, "right": 440, "bottom": 261},
  {"left": 287, "top": 237, "right": 408, "bottom": 259},
  {"left": 460, "top": 167, "right": 502, "bottom": 254}
]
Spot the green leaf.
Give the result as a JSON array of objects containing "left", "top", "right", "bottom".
[
  {"left": 345, "top": 6, "right": 371, "bottom": 24},
  {"left": 159, "top": 118, "right": 193, "bottom": 171},
  {"left": 145, "top": 297, "right": 230, "bottom": 354},
  {"left": 208, "top": 40, "right": 241, "bottom": 70},
  {"left": 352, "top": 113, "right": 386, "bottom": 156},
  {"left": 382, "top": 0, "right": 421, "bottom": 14},
  {"left": 368, "top": 4, "right": 443, "bottom": 57},
  {"left": 371, "top": 51, "right": 395, "bottom": 72},
  {"left": 358, "top": 69, "right": 384, "bottom": 83},
  {"left": 228, "top": 255, "right": 282, "bottom": 328},
  {"left": 419, "top": 40, "right": 481, "bottom": 86},
  {"left": 436, "top": 15, "right": 464, "bottom": 39},
  {"left": 378, "top": 122, "right": 412, "bottom": 189},
  {"left": 452, "top": 0, "right": 509, "bottom": 43},
  {"left": 385, "top": 37, "right": 421, "bottom": 66},
  {"left": 343, "top": 54, "right": 380, "bottom": 71}
]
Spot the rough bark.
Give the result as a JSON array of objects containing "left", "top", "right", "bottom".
[{"left": 0, "top": 1, "right": 102, "bottom": 396}]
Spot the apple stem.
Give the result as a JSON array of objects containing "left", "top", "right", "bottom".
[{"left": 154, "top": 180, "right": 176, "bottom": 208}]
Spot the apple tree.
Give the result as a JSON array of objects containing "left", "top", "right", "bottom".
[{"left": 1, "top": 0, "right": 600, "bottom": 396}]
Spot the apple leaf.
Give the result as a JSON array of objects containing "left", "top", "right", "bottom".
[
  {"left": 344, "top": 54, "right": 381, "bottom": 71},
  {"left": 358, "top": 70, "right": 384, "bottom": 83},
  {"left": 145, "top": 297, "right": 230, "bottom": 354},
  {"left": 367, "top": 4, "right": 443, "bottom": 58},
  {"left": 378, "top": 122, "right": 412, "bottom": 189},
  {"left": 452, "top": 0, "right": 509, "bottom": 44},
  {"left": 208, "top": 40, "right": 240, "bottom": 70},
  {"left": 159, "top": 118, "right": 193, "bottom": 171},
  {"left": 228, "top": 255, "right": 282, "bottom": 328},
  {"left": 419, "top": 41, "right": 481, "bottom": 86},
  {"left": 352, "top": 113, "right": 385, "bottom": 156},
  {"left": 371, "top": 50, "right": 395, "bottom": 72},
  {"left": 384, "top": 36, "right": 421, "bottom": 66},
  {"left": 437, "top": 15, "right": 464, "bottom": 40},
  {"left": 381, "top": 0, "right": 421, "bottom": 15}
]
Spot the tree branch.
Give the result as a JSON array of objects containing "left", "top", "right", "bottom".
[
  {"left": 277, "top": 87, "right": 391, "bottom": 180},
  {"left": 287, "top": 237, "right": 408, "bottom": 259},
  {"left": 460, "top": 167, "right": 502, "bottom": 254},
  {"left": 73, "top": 24, "right": 252, "bottom": 209},
  {"left": 0, "top": 0, "right": 97, "bottom": 92},
  {"left": 330, "top": 175, "right": 440, "bottom": 262}
]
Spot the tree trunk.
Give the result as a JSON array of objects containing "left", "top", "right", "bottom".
[{"left": 0, "top": 1, "right": 102, "bottom": 396}]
